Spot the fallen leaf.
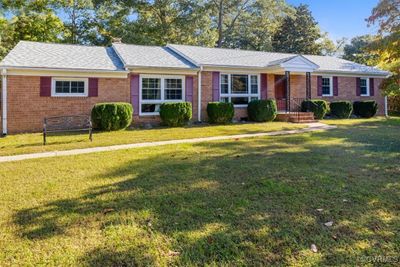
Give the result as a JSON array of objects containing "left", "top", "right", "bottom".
[
  {"left": 311, "top": 244, "right": 318, "bottom": 253},
  {"left": 168, "top": 251, "right": 180, "bottom": 257},
  {"left": 102, "top": 208, "right": 115, "bottom": 214},
  {"left": 316, "top": 208, "right": 323, "bottom": 212},
  {"left": 324, "top": 221, "right": 333, "bottom": 227},
  {"left": 342, "top": 199, "right": 349, "bottom": 202},
  {"left": 332, "top": 235, "right": 338, "bottom": 241}
]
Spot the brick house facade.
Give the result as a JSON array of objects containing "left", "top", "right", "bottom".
[{"left": 0, "top": 41, "right": 389, "bottom": 134}]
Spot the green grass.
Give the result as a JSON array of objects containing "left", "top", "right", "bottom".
[
  {"left": 0, "top": 122, "right": 303, "bottom": 156},
  {"left": 0, "top": 118, "right": 399, "bottom": 266}
]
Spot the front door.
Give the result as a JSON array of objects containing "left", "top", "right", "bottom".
[{"left": 275, "top": 75, "right": 287, "bottom": 111}]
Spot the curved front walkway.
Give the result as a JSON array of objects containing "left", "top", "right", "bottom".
[{"left": 0, "top": 122, "right": 336, "bottom": 163}]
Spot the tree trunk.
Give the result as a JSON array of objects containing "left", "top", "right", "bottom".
[{"left": 217, "top": 1, "right": 223, "bottom": 47}]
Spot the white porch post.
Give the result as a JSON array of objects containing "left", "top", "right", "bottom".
[
  {"left": 197, "top": 66, "right": 203, "bottom": 122},
  {"left": 1, "top": 69, "right": 7, "bottom": 135},
  {"left": 384, "top": 96, "right": 388, "bottom": 117}
]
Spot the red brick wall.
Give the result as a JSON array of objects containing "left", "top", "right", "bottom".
[
  {"left": 4, "top": 73, "right": 386, "bottom": 133},
  {"left": 6, "top": 75, "right": 130, "bottom": 133},
  {"left": 310, "top": 76, "right": 385, "bottom": 115}
]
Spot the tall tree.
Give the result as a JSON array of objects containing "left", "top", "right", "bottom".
[
  {"left": 221, "top": 0, "right": 291, "bottom": 51},
  {"left": 53, "top": 0, "right": 95, "bottom": 44},
  {"left": 342, "top": 35, "right": 379, "bottom": 65},
  {"left": 271, "top": 4, "right": 322, "bottom": 55},
  {"left": 0, "top": 0, "right": 64, "bottom": 60},
  {"left": 367, "top": 0, "right": 399, "bottom": 96}
]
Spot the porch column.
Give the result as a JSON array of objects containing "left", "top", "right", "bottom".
[
  {"left": 285, "top": 71, "right": 290, "bottom": 112},
  {"left": 306, "top": 72, "right": 311, "bottom": 99},
  {"left": 1, "top": 69, "right": 7, "bottom": 135}
]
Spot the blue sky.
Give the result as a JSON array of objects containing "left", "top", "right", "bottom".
[{"left": 287, "top": 0, "right": 380, "bottom": 41}]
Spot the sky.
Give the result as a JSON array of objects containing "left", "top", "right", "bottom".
[{"left": 287, "top": 0, "right": 380, "bottom": 41}]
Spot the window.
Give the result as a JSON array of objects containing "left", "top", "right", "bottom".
[
  {"left": 220, "top": 74, "right": 259, "bottom": 106},
  {"left": 140, "top": 75, "right": 185, "bottom": 115},
  {"left": 321, "top": 77, "right": 332, "bottom": 96},
  {"left": 52, "top": 78, "right": 88, "bottom": 96},
  {"left": 360, "top": 78, "right": 369, "bottom": 96}
]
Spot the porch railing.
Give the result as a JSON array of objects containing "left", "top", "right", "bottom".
[{"left": 275, "top": 97, "right": 318, "bottom": 121}]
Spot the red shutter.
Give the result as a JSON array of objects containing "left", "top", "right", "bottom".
[
  {"left": 333, "top": 76, "right": 338, "bottom": 96},
  {"left": 131, "top": 74, "right": 140, "bottom": 116},
  {"left": 260, "top": 74, "right": 268, "bottom": 99},
  {"left": 212, "top": 72, "right": 220, "bottom": 102},
  {"left": 356, "top": 77, "right": 361, "bottom": 96},
  {"left": 185, "top": 76, "right": 194, "bottom": 103},
  {"left": 88, "top": 78, "right": 98, "bottom": 97},
  {"left": 369, "top": 78, "right": 374, "bottom": 96},
  {"left": 317, "top": 76, "right": 322, "bottom": 96},
  {"left": 40, "top": 77, "right": 51, "bottom": 97}
]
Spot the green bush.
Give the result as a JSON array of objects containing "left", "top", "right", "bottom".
[
  {"left": 91, "top": 102, "right": 133, "bottom": 131},
  {"left": 353, "top": 101, "right": 378, "bottom": 118},
  {"left": 207, "top": 102, "right": 234, "bottom": 124},
  {"left": 330, "top": 101, "right": 353, "bottom": 119},
  {"left": 247, "top": 99, "right": 277, "bottom": 122},
  {"left": 159, "top": 102, "right": 192, "bottom": 126},
  {"left": 301, "top": 99, "right": 329, "bottom": 119}
]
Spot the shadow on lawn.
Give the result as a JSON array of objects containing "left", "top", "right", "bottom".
[{"left": 12, "top": 119, "right": 400, "bottom": 266}]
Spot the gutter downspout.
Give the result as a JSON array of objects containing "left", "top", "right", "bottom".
[
  {"left": 384, "top": 96, "right": 388, "bottom": 117},
  {"left": 1, "top": 69, "right": 7, "bottom": 135},
  {"left": 197, "top": 66, "right": 203, "bottom": 122}
]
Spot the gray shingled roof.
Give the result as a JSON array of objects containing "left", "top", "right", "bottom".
[
  {"left": 0, "top": 41, "right": 125, "bottom": 72},
  {"left": 168, "top": 44, "right": 389, "bottom": 76},
  {"left": 112, "top": 43, "right": 197, "bottom": 69},
  {"left": 0, "top": 41, "right": 389, "bottom": 76}
]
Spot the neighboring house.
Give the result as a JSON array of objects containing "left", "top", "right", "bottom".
[{"left": 0, "top": 41, "right": 390, "bottom": 134}]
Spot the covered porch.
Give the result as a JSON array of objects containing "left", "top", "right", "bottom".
[{"left": 265, "top": 55, "right": 319, "bottom": 122}]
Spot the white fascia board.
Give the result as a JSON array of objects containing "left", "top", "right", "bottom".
[{"left": 314, "top": 70, "right": 391, "bottom": 78}]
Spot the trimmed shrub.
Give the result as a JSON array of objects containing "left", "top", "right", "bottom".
[
  {"left": 91, "top": 102, "right": 133, "bottom": 131},
  {"left": 247, "top": 99, "right": 277, "bottom": 122},
  {"left": 159, "top": 102, "right": 192, "bottom": 126},
  {"left": 207, "top": 102, "right": 234, "bottom": 124},
  {"left": 353, "top": 101, "right": 378, "bottom": 118},
  {"left": 330, "top": 101, "right": 353, "bottom": 119},
  {"left": 301, "top": 99, "right": 329, "bottom": 119}
]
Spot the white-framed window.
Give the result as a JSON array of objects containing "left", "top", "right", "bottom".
[
  {"left": 360, "top": 78, "right": 370, "bottom": 96},
  {"left": 321, "top": 76, "right": 333, "bottom": 96},
  {"left": 51, "top": 78, "right": 88, "bottom": 97},
  {"left": 220, "top": 73, "right": 260, "bottom": 107},
  {"left": 140, "top": 75, "right": 185, "bottom": 115}
]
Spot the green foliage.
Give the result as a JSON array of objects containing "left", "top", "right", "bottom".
[
  {"left": 342, "top": 35, "right": 379, "bottom": 65},
  {"left": 207, "top": 102, "right": 234, "bottom": 124},
  {"left": 353, "top": 101, "right": 378, "bottom": 118},
  {"left": 272, "top": 4, "right": 322, "bottom": 55},
  {"left": 329, "top": 101, "right": 353, "bottom": 119},
  {"left": 91, "top": 102, "right": 133, "bottom": 131},
  {"left": 159, "top": 102, "right": 192, "bottom": 127},
  {"left": 247, "top": 100, "right": 277, "bottom": 122},
  {"left": 301, "top": 99, "right": 329, "bottom": 119}
]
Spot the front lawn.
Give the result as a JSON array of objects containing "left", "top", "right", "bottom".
[
  {"left": 0, "top": 121, "right": 303, "bottom": 156},
  {"left": 0, "top": 118, "right": 399, "bottom": 266}
]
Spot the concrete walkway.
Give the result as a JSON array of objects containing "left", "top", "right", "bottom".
[{"left": 0, "top": 122, "right": 336, "bottom": 163}]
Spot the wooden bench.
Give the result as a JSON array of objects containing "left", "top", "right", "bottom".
[{"left": 43, "top": 115, "right": 93, "bottom": 145}]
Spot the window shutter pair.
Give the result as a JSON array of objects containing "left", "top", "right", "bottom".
[
  {"left": 317, "top": 76, "right": 338, "bottom": 96},
  {"left": 40, "top": 77, "right": 98, "bottom": 97},
  {"left": 356, "top": 77, "right": 374, "bottom": 96}
]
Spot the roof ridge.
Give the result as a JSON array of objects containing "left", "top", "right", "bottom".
[{"left": 18, "top": 40, "right": 108, "bottom": 49}]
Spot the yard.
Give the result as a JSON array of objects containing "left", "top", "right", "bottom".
[
  {"left": 0, "top": 118, "right": 399, "bottom": 266},
  {"left": 0, "top": 121, "right": 303, "bottom": 156}
]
